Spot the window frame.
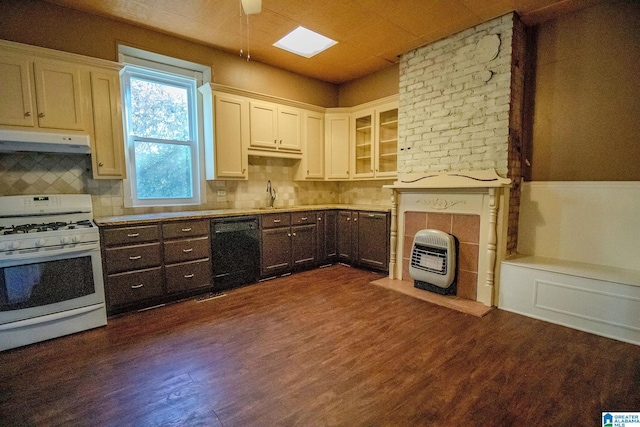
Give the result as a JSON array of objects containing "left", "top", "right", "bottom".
[{"left": 118, "top": 47, "right": 209, "bottom": 208}]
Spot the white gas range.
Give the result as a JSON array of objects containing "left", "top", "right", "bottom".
[{"left": 0, "top": 194, "right": 107, "bottom": 352}]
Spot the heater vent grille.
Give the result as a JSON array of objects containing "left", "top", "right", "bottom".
[{"left": 411, "top": 245, "right": 448, "bottom": 275}]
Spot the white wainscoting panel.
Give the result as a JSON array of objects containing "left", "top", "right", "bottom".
[{"left": 500, "top": 256, "right": 640, "bottom": 345}]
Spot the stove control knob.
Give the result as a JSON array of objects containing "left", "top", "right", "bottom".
[
  {"left": 60, "top": 236, "right": 71, "bottom": 244},
  {"left": 35, "top": 238, "right": 46, "bottom": 247},
  {"left": 72, "top": 235, "right": 81, "bottom": 243},
  {"left": 9, "top": 241, "right": 20, "bottom": 250},
  {"left": 0, "top": 242, "right": 6, "bottom": 251}
]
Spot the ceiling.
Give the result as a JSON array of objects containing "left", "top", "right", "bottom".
[{"left": 44, "top": 0, "right": 599, "bottom": 84}]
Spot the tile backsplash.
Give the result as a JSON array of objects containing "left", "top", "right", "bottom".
[{"left": 0, "top": 152, "right": 392, "bottom": 218}]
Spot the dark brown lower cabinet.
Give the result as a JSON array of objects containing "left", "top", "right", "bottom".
[
  {"left": 292, "top": 224, "right": 317, "bottom": 269},
  {"left": 101, "top": 219, "right": 212, "bottom": 314},
  {"left": 337, "top": 211, "right": 357, "bottom": 263},
  {"left": 260, "top": 211, "right": 317, "bottom": 278},
  {"left": 356, "top": 211, "right": 389, "bottom": 272},
  {"left": 261, "top": 227, "right": 293, "bottom": 277},
  {"left": 317, "top": 210, "right": 337, "bottom": 265},
  {"left": 337, "top": 210, "right": 389, "bottom": 273}
]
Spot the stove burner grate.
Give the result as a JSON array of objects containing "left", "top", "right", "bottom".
[{"left": 1, "top": 220, "right": 94, "bottom": 235}]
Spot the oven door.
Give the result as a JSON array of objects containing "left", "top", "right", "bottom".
[{"left": 0, "top": 242, "right": 106, "bottom": 327}]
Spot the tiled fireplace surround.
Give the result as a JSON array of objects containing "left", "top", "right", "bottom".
[{"left": 403, "top": 211, "right": 480, "bottom": 300}]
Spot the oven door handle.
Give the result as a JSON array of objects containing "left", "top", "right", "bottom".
[{"left": 0, "top": 243, "right": 99, "bottom": 263}]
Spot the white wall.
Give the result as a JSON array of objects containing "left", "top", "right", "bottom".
[{"left": 517, "top": 181, "right": 640, "bottom": 271}]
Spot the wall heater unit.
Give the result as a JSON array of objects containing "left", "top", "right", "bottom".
[{"left": 409, "top": 229, "right": 457, "bottom": 295}]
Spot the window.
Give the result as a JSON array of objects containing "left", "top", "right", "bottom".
[{"left": 119, "top": 48, "right": 209, "bottom": 207}]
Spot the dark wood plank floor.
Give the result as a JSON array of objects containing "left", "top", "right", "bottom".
[{"left": 1, "top": 265, "right": 639, "bottom": 426}]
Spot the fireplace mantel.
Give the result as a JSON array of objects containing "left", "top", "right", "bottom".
[
  {"left": 384, "top": 170, "right": 511, "bottom": 306},
  {"left": 386, "top": 170, "right": 511, "bottom": 190}
]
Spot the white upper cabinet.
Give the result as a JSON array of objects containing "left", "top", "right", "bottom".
[
  {"left": 0, "top": 54, "right": 35, "bottom": 127},
  {"left": 90, "top": 71, "right": 126, "bottom": 179},
  {"left": 33, "top": 60, "right": 85, "bottom": 131},
  {"left": 352, "top": 108, "right": 375, "bottom": 179},
  {"left": 324, "top": 113, "right": 350, "bottom": 180},
  {"left": 0, "top": 54, "right": 85, "bottom": 131},
  {"left": 375, "top": 105, "right": 398, "bottom": 178},
  {"left": 294, "top": 111, "right": 324, "bottom": 180},
  {"left": 0, "top": 40, "right": 126, "bottom": 180},
  {"left": 249, "top": 100, "right": 301, "bottom": 156},
  {"left": 199, "top": 85, "right": 249, "bottom": 180},
  {"left": 351, "top": 101, "right": 398, "bottom": 179}
]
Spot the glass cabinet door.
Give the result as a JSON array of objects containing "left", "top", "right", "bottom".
[
  {"left": 376, "top": 107, "right": 398, "bottom": 176},
  {"left": 353, "top": 111, "right": 373, "bottom": 177}
]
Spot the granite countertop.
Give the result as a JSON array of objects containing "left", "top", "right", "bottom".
[{"left": 94, "top": 204, "right": 392, "bottom": 226}]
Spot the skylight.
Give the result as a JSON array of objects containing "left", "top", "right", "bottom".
[{"left": 273, "top": 26, "right": 337, "bottom": 58}]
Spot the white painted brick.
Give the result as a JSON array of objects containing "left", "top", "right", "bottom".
[{"left": 399, "top": 13, "right": 514, "bottom": 175}]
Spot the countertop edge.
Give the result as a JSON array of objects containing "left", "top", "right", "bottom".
[{"left": 94, "top": 204, "right": 392, "bottom": 226}]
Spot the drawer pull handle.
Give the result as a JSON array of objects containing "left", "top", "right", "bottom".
[
  {"left": 129, "top": 255, "right": 142, "bottom": 260},
  {"left": 273, "top": 219, "right": 281, "bottom": 223},
  {"left": 182, "top": 248, "right": 193, "bottom": 253},
  {"left": 131, "top": 284, "right": 144, "bottom": 289},
  {"left": 181, "top": 228, "right": 192, "bottom": 232},
  {"left": 127, "top": 233, "right": 140, "bottom": 237},
  {"left": 300, "top": 217, "right": 308, "bottom": 221},
  {"left": 184, "top": 274, "right": 195, "bottom": 279}
]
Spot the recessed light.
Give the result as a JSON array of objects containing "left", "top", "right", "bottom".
[{"left": 273, "top": 26, "right": 337, "bottom": 58}]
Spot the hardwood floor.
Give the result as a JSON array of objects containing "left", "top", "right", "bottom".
[{"left": 1, "top": 265, "right": 639, "bottom": 426}]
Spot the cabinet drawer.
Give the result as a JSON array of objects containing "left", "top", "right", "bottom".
[
  {"left": 291, "top": 211, "right": 315, "bottom": 225},
  {"left": 107, "top": 267, "right": 164, "bottom": 306},
  {"left": 102, "top": 225, "right": 160, "bottom": 246},
  {"left": 163, "top": 236, "right": 210, "bottom": 264},
  {"left": 261, "top": 212, "right": 291, "bottom": 229},
  {"left": 165, "top": 259, "right": 212, "bottom": 294},
  {"left": 104, "top": 242, "right": 162, "bottom": 274},
  {"left": 162, "top": 220, "right": 209, "bottom": 239}
]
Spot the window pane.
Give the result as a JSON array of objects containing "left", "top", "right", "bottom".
[
  {"left": 134, "top": 141, "right": 193, "bottom": 199},
  {"left": 130, "top": 78, "right": 190, "bottom": 141}
]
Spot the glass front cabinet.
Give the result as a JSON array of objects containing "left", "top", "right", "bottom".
[{"left": 351, "top": 102, "right": 398, "bottom": 179}]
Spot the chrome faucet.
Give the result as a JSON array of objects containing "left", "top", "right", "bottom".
[{"left": 266, "top": 180, "right": 277, "bottom": 207}]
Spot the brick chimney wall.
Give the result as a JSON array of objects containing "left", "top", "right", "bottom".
[{"left": 398, "top": 13, "right": 524, "bottom": 255}]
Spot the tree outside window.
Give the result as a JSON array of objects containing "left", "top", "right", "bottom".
[{"left": 121, "top": 67, "right": 200, "bottom": 206}]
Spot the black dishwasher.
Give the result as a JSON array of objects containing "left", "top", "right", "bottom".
[{"left": 211, "top": 216, "right": 260, "bottom": 291}]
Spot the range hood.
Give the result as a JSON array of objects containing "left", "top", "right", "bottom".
[{"left": 0, "top": 130, "right": 91, "bottom": 154}]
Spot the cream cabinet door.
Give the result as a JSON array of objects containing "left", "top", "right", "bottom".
[
  {"left": 249, "top": 101, "right": 278, "bottom": 150},
  {"left": 90, "top": 71, "right": 125, "bottom": 179},
  {"left": 375, "top": 106, "right": 398, "bottom": 178},
  {"left": 214, "top": 94, "right": 249, "bottom": 179},
  {"left": 277, "top": 106, "right": 301, "bottom": 152},
  {"left": 33, "top": 60, "right": 85, "bottom": 131},
  {"left": 0, "top": 55, "right": 36, "bottom": 127},
  {"left": 302, "top": 111, "right": 324, "bottom": 179},
  {"left": 325, "top": 114, "right": 350, "bottom": 180},
  {"left": 351, "top": 109, "right": 375, "bottom": 179}
]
